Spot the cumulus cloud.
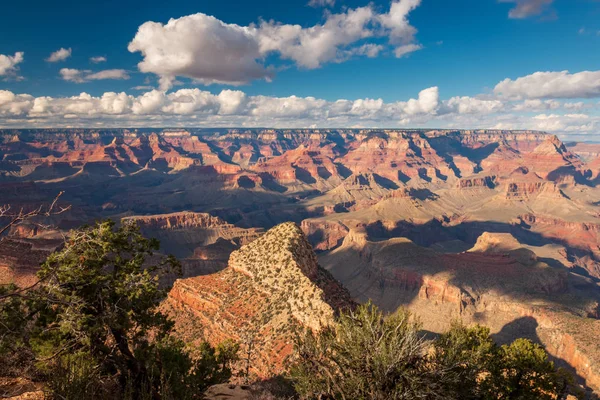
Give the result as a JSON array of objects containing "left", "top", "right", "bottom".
[
  {"left": 512, "top": 99, "right": 560, "bottom": 111},
  {"left": 218, "top": 90, "right": 248, "bottom": 115},
  {"left": 444, "top": 96, "right": 505, "bottom": 114},
  {"left": 128, "top": 1, "right": 423, "bottom": 88},
  {"left": 46, "top": 48, "right": 72, "bottom": 62},
  {"left": 59, "top": 68, "right": 84, "bottom": 83},
  {"left": 90, "top": 56, "right": 107, "bottom": 63},
  {"left": 1, "top": 87, "right": 596, "bottom": 136},
  {"left": 0, "top": 86, "right": 443, "bottom": 125},
  {"left": 494, "top": 70, "right": 600, "bottom": 99},
  {"left": 128, "top": 14, "right": 270, "bottom": 89},
  {"left": 402, "top": 86, "right": 439, "bottom": 115},
  {"left": 131, "top": 90, "right": 166, "bottom": 114},
  {"left": 60, "top": 68, "right": 130, "bottom": 83},
  {"left": 499, "top": 0, "right": 554, "bottom": 19},
  {"left": 379, "top": 0, "right": 421, "bottom": 48},
  {"left": 0, "top": 91, "right": 15, "bottom": 106},
  {"left": 0, "top": 52, "right": 24, "bottom": 77},
  {"left": 256, "top": 6, "right": 376, "bottom": 69},
  {"left": 530, "top": 113, "right": 592, "bottom": 132}
]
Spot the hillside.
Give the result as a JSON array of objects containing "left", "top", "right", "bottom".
[
  {"left": 163, "top": 222, "right": 354, "bottom": 377},
  {"left": 319, "top": 229, "right": 600, "bottom": 392}
]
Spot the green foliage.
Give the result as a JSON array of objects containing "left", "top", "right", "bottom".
[
  {"left": 292, "top": 306, "right": 578, "bottom": 400},
  {"left": 431, "top": 322, "right": 497, "bottom": 399},
  {"left": 0, "top": 220, "right": 239, "bottom": 399},
  {"left": 0, "top": 284, "right": 28, "bottom": 355},
  {"left": 291, "top": 302, "right": 445, "bottom": 400},
  {"left": 490, "top": 338, "right": 569, "bottom": 400},
  {"left": 432, "top": 322, "right": 574, "bottom": 400}
]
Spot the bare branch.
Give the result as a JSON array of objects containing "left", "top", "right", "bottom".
[{"left": 0, "top": 192, "right": 71, "bottom": 237}]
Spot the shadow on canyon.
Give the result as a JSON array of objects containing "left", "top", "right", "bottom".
[
  {"left": 363, "top": 218, "right": 600, "bottom": 282},
  {"left": 314, "top": 217, "right": 600, "bottom": 329}
]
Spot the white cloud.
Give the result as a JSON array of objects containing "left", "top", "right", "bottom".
[
  {"left": 128, "top": 14, "right": 270, "bottom": 89},
  {"left": 218, "top": 89, "right": 248, "bottom": 115},
  {"left": 132, "top": 85, "right": 154, "bottom": 91},
  {"left": 161, "top": 88, "right": 220, "bottom": 115},
  {"left": 86, "top": 69, "right": 130, "bottom": 81},
  {"left": 128, "top": 1, "right": 422, "bottom": 88},
  {"left": 563, "top": 102, "right": 586, "bottom": 111},
  {"left": 0, "top": 52, "right": 24, "bottom": 77},
  {"left": 131, "top": 90, "right": 166, "bottom": 114},
  {"left": 46, "top": 48, "right": 72, "bottom": 62},
  {"left": 60, "top": 68, "right": 130, "bottom": 83},
  {"left": 0, "top": 90, "right": 16, "bottom": 106},
  {"left": 1, "top": 86, "right": 597, "bottom": 137},
  {"left": 393, "top": 43, "right": 422, "bottom": 58},
  {"left": 100, "top": 92, "right": 132, "bottom": 114},
  {"left": 402, "top": 86, "right": 439, "bottom": 115},
  {"left": 379, "top": 0, "right": 421, "bottom": 47},
  {"left": 499, "top": 0, "right": 554, "bottom": 19},
  {"left": 308, "top": 0, "right": 334, "bottom": 7},
  {"left": 349, "top": 44, "right": 385, "bottom": 58},
  {"left": 445, "top": 96, "right": 505, "bottom": 114},
  {"left": 512, "top": 99, "right": 560, "bottom": 111},
  {"left": 257, "top": 6, "right": 376, "bottom": 69},
  {"left": 0, "top": 91, "right": 33, "bottom": 116},
  {"left": 60, "top": 68, "right": 84, "bottom": 83},
  {"left": 90, "top": 56, "right": 107, "bottom": 63},
  {"left": 494, "top": 70, "right": 600, "bottom": 99},
  {"left": 530, "top": 113, "right": 593, "bottom": 132}
]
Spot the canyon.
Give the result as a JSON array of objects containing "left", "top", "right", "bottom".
[{"left": 1, "top": 128, "right": 599, "bottom": 394}]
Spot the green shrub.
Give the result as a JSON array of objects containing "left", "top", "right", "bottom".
[
  {"left": 0, "top": 220, "right": 239, "bottom": 400},
  {"left": 292, "top": 306, "right": 579, "bottom": 400},
  {"left": 291, "top": 302, "right": 444, "bottom": 400},
  {"left": 432, "top": 322, "right": 575, "bottom": 400}
]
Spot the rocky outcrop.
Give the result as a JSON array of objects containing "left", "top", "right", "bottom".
[
  {"left": 164, "top": 223, "right": 354, "bottom": 377},
  {"left": 458, "top": 175, "right": 497, "bottom": 189},
  {"left": 122, "top": 212, "right": 262, "bottom": 259},
  {"left": 520, "top": 214, "right": 600, "bottom": 234},
  {"left": 503, "top": 181, "right": 567, "bottom": 200},
  {"left": 301, "top": 219, "right": 349, "bottom": 251},
  {"left": 124, "top": 211, "right": 229, "bottom": 230}
]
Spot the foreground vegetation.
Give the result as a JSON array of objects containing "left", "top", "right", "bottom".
[
  {"left": 0, "top": 221, "right": 238, "bottom": 399},
  {"left": 292, "top": 303, "right": 581, "bottom": 400},
  {"left": 0, "top": 220, "right": 586, "bottom": 399}
]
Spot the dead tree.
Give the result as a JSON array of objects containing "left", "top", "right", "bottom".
[
  {"left": 0, "top": 191, "right": 71, "bottom": 238},
  {"left": 0, "top": 191, "right": 71, "bottom": 296}
]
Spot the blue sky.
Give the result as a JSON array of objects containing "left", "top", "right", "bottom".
[{"left": 1, "top": 0, "right": 600, "bottom": 138}]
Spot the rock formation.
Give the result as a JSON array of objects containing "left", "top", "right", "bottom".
[{"left": 164, "top": 222, "right": 354, "bottom": 377}]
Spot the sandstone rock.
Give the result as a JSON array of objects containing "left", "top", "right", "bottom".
[{"left": 164, "top": 222, "right": 354, "bottom": 377}]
